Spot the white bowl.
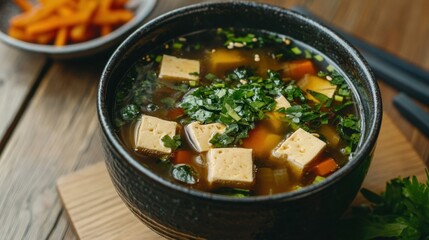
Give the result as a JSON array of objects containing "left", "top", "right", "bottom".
[{"left": 0, "top": 0, "right": 157, "bottom": 59}]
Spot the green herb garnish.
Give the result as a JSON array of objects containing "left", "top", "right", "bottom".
[
  {"left": 180, "top": 69, "right": 286, "bottom": 146},
  {"left": 120, "top": 104, "right": 139, "bottom": 122},
  {"left": 171, "top": 164, "right": 199, "bottom": 184},
  {"left": 338, "top": 172, "right": 429, "bottom": 240},
  {"left": 161, "top": 135, "right": 181, "bottom": 151},
  {"left": 337, "top": 114, "right": 361, "bottom": 154}
]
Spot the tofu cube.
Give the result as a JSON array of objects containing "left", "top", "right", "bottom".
[
  {"left": 209, "top": 49, "right": 247, "bottom": 73},
  {"left": 297, "top": 74, "right": 337, "bottom": 102},
  {"left": 185, "top": 121, "right": 226, "bottom": 152},
  {"left": 136, "top": 115, "right": 178, "bottom": 154},
  {"left": 159, "top": 55, "right": 200, "bottom": 81},
  {"left": 207, "top": 148, "right": 254, "bottom": 188},
  {"left": 274, "top": 95, "right": 291, "bottom": 111},
  {"left": 272, "top": 128, "right": 326, "bottom": 178}
]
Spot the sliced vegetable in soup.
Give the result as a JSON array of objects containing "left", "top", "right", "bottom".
[{"left": 113, "top": 28, "right": 361, "bottom": 197}]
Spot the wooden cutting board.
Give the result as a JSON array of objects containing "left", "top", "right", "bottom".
[{"left": 57, "top": 114, "right": 427, "bottom": 240}]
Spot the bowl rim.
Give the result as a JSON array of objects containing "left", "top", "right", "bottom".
[
  {"left": 0, "top": 0, "right": 157, "bottom": 57},
  {"left": 97, "top": 1, "right": 382, "bottom": 203}
]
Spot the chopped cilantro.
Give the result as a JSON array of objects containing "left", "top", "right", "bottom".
[
  {"left": 283, "top": 82, "right": 306, "bottom": 102},
  {"left": 280, "top": 104, "right": 329, "bottom": 130},
  {"left": 205, "top": 73, "right": 219, "bottom": 81},
  {"left": 161, "top": 135, "right": 181, "bottom": 151},
  {"left": 180, "top": 69, "right": 285, "bottom": 146},
  {"left": 171, "top": 164, "right": 198, "bottom": 184},
  {"left": 338, "top": 172, "right": 429, "bottom": 239},
  {"left": 120, "top": 104, "right": 139, "bottom": 121},
  {"left": 337, "top": 114, "right": 361, "bottom": 154}
]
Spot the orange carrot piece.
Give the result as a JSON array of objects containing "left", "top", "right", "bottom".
[
  {"left": 99, "top": 0, "right": 113, "bottom": 36},
  {"left": 283, "top": 59, "right": 317, "bottom": 80},
  {"left": 10, "top": 0, "right": 69, "bottom": 27},
  {"left": 57, "top": 6, "right": 75, "bottom": 17},
  {"left": 92, "top": 10, "right": 133, "bottom": 25},
  {"left": 8, "top": 26, "right": 34, "bottom": 42},
  {"left": 100, "top": 0, "right": 113, "bottom": 11},
  {"left": 167, "top": 108, "right": 185, "bottom": 120},
  {"left": 70, "top": 25, "right": 87, "bottom": 42},
  {"left": 173, "top": 150, "right": 193, "bottom": 165},
  {"left": 26, "top": 15, "right": 84, "bottom": 35},
  {"left": 242, "top": 125, "right": 282, "bottom": 159},
  {"left": 54, "top": 27, "right": 68, "bottom": 46},
  {"left": 313, "top": 158, "right": 338, "bottom": 176},
  {"left": 101, "top": 25, "right": 112, "bottom": 36},
  {"left": 13, "top": 0, "right": 33, "bottom": 12},
  {"left": 112, "top": 0, "right": 129, "bottom": 9},
  {"left": 26, "top": 1, "right": 98, "bottom": 35},
  {"left": 36, "top": 31, "right": 56, "bottom": 44}
]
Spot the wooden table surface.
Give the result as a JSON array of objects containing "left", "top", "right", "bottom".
[{"left": 0, "top": 0, "right": 428, "bottom": 239}]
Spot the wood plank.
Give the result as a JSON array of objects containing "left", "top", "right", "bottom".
[
  {"left": 0, "top": 42, "right": 46, "bottom": 150},
  {"left": 57, "top": 114, "right": 426, "bottom": 240},
  {"left": 0, "top": 60, "right": 103, "bottom": 240},
  {"left": 308, "top": 0, "right": 429, "bottom": 163}
]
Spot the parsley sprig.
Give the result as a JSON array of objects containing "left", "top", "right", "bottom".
[
  {"left": 338, "top": 172, "right": 429, "bottom": 239},
  {"left": 161, "top": 135, "right": 181, "bottom": 151},
  {"left": 337, "top": 114, "right": 361, "bottom": 154}
]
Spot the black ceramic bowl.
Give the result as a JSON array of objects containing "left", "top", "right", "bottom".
[{"left": 97, "top": 2, "right": 382, "bottom": 239}]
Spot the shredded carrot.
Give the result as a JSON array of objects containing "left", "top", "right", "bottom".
[
  {"left": 101, "top": 25, "right": 112, "bottom": 36},
  {"left": 36, "top": 31, "right": 55, "bottom": 44},
  {"left": 92, "top": 10, "right": 134, "bottom": 25},
  {"left": 242, "top": 124, "right": 282, "bottom": 159},
  {"left": 8, "top": 0, "right": 134, "bottom": 46},
  {"left": 13, "top": 0, "right": 33, "bottom": 12},
  {"left": 313, "top": 158, "right": 339, "bottom": 176},
  {"left": 99, "top": 0, "right": 113, "bottom": 36},
  {"left": 112, "top": 0, "right": 129, "bottom": 9},
  {"left": 283, "top": 59, "right": 317, "bottom": 80},
  {"left": 8, "top": 27, "right": 33, "bottom": 42},
  {"left": 54, "top": 27, "right": 68, "bottom": 46},
  {"left": 11, "top": 0, "right": 69, "bottom": 27}
]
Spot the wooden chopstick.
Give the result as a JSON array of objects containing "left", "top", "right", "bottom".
[
  {"left": 293, "top": 6, "right": 429, "bottom": 106},
  {"left": 293, "top": 7, "right": 429, "bottom": 85},
  {"left": 393, "top": 93, "right": 429, "bottom": 138},
  {"left": 294, "top": 6, "right": 429, "bottom": 137}
]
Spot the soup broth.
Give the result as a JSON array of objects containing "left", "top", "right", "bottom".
[{"left": 113, "top": 28, "right": 361, "bottom": 197}]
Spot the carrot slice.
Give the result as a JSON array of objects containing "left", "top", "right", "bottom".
[
  {"left": 173, "top": 150, "right": 194, "bottom": 165},
  {"left": 313, "top": 158, "right": 339, "bottom": 176},
  {"left": 242, "top": 124, "right": 282, "bottom": 159},
  {"left": 167, "top": 108, "right": 185, "bottom": 120},
  {"left": 283, "top": 59, "right": 317, "bottom": 80},
  {"left": 13, "top": 0, "right": 33, "bottom": 12}
]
